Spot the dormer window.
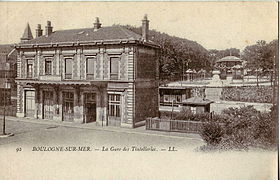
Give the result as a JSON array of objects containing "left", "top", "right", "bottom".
[{"left": 45, "top": 59, "right": 52, "bottom": 75}]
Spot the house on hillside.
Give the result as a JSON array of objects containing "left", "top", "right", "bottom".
[{"left": 15, "top": 15, "right": 160, "bottom": 128}]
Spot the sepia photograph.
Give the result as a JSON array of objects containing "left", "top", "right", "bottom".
[{"left": 0, "top": 1, "right": 278, "bottom": 180}]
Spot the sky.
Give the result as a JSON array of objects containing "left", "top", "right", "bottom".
[{"left": 0, "top": 1, "right": 278, "bottom": 50}]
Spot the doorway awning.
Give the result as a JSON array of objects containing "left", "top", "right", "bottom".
[{"left": 16, "top": 79, "right": 109, "bottom": 88}]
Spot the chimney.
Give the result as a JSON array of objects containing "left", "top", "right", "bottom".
[
  {"left": 20, "top": 23, "right": 33, "bottom": 43},
  {"left": 45, "top": 21, "right": 53, "bottom": 36},
  {"left": 36, "top": 24, "right": 43, "bottom": 38},
  {"left": 93, "top": 17, "right": 102, "bottom": 31},
  {"left": 142, "top": 14, "right": 149, "bottom": 42}
]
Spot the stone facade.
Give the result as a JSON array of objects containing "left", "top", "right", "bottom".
[{"left": 15, "top": 17, "right": 160, "bottom": 128}]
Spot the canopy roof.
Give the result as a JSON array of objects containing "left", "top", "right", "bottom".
[
  {"left": 182, "top": 96, "right": 214, "bottom": 105},
  {"left": 216, "top": 56, "right": 243, "bottom": 63}
]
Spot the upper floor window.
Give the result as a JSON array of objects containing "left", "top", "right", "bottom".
[
  {"left": 110, "top": 57, "right": 119, "bottom": 80},
  {"left": 45, "top": 59, "right": 52, "bottom": 75},
  {"left": 26, "top": 60, "right": 33, "bottom": 78},
  {"left": 86, "top": 58, "right": 95, "bottom": 80},
  {"left": 65, "top": 58, "right": 72, "bottom": 79}
]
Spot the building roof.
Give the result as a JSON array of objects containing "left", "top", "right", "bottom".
[
  {"left": 182, "top": 96, "right": 214, "bottom": 105},
  {"left": 21, "top": 26, "right": 142, "bottom": 44},
  {"left": 0, "top": 44, "right": 14, "bottom": 54},
  {"left": 159, "top": 86, "right": 187, "bottom": 90},
  {"left": 216, "top": 56, "right": 242, "bottom": 63},
  {"left": 0, "top": 44, "right": 16, "bottom": 64},
  {"left": 17, "top": 25, "right": 160, "bottom": 49},
  {"left": 0, "top": 45, "right": 16, "bottom": 70}
]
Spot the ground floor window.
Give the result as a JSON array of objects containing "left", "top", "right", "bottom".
[
  {"left": 84, "top": 93, "right": 96, "bottom": 123},
  {"left": 25, "top": 90, "right": 35, "bottom": 117},
  {"left": 190, "top": 106, "right": 196, "bottom": 114},
  {"left": 43, "top": 91, "right": 54, "bottom": 119},
  {"left": 108, "top": 94, "right": 121, "bottom": 117},
  {"left": 163, "top": 94, "right": 183, "bottom": 104},
  {"left": 63, "top": 92, "right": 74, "bottom": 121}
]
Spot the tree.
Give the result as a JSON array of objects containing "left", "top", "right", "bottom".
[
  {"left": 242, "top": 40, "right": 278, "bottom": 86},
  {"left": 121, "top": 24, "right": 210, "bottom": 82}
]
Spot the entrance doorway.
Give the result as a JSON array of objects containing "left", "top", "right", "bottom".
[
  {"left": 84, "top": 93, "right": 96, "bottom": 123},
  {"left": 43, "top": 91, "right": 54, "bottom": 120},
  {"left": 25, "top": 90, "right": 35, "bottom": 118},
  {"left": 108, "top": 94, "right": 121, "bottom": 126},
  {"left": 63, "top": 92, "right": 74, "bottom": 122}
]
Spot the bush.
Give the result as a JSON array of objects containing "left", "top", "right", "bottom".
[
  {"left": 253, "top": 110, "right": 278, "bottom": 147},
  {"left": 200, "top": 122, "right": 224, "bottom": 146},
  {"left": 201, "top": 105, "right": 278, "bottom": 150}
]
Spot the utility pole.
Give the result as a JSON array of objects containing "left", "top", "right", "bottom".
[
  {"left": 2, "top": 71, "right": 6, "bottom": 135},
  {"left": 272, "top": 55, "right": 277, "bottom": 106},
  {"left": 182, "top": 59, "right": 185, "bottom": 82},
  {"left": 181, "top": 59, "right": 185, "bottom": 87}
]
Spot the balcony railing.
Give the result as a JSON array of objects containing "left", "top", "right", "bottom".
[
  {"left": 39, "top": 75, "right": 62, "bottom": 81},
  {"left": 65, "top": 73, "right": 72, "bottom": 79},
  {"left": 86, "top": 74, "right": 94, "bottom": 80},
  {"left": 26, "top": 72, "right": 33, "bottom": 78},
  {"left": 110, "top": 73, "right": 118, "bottom": 80}
]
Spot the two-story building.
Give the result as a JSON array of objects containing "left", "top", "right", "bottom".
[{"left": 15, "top": 15, "right": 160, "bottom": 128}]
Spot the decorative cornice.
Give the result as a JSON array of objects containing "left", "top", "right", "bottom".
[{"left": 15, "top": 39, "right": 160, "bottom": 50}]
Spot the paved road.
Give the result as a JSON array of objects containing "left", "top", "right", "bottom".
[
  {"left": 0, "top": 119, "right": 204, "bottom": 151},
  {"left": 0, "top": 120, "right": 277, "bottom": 180}
]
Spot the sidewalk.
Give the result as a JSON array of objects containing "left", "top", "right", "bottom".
[{"left": 1, "top": 115, "right": 203, "bottom": 141}]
